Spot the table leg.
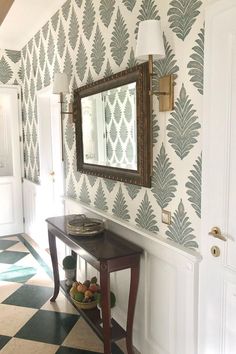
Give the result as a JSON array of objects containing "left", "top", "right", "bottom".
[
  {"left": 100, "top": 262, "right": 112, "bottom": 354},
  {"left": 48, "top": 231, "right": 60, "bottom": 302},
  {"left": 126, "top": 261, "right": 140, "bottom": 354}
]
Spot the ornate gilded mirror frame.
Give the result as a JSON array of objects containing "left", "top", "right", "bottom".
[{"left": 74, "top": 62, "right": 151, "bottom": 187}]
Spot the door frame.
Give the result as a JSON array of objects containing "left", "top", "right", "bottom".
[
  {"left": 0, "top": 84, "right": 24, "bottom": 235},
  {"left": 0, "top": 85, "right": 24, "bottom": 179},
  {"left": 199, "top": 0, "right": 236, "bottom": 352}
]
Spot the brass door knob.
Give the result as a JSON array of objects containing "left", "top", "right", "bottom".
[
  {"left": 49, "top": 171, "right": 55, "bottom": 176},
  {"left": 208, "top": 226, "right": 227, "bottom": 241}
]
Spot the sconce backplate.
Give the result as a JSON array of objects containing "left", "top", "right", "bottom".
[{"left": 159, "top": 75, "right": 174, "bottom": 112}]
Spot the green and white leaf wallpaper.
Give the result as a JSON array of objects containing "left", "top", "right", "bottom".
[
  {"left": 0, "top": 49, "right": 21, "bottom": 85},
  {"left": 20, "top": 0, "right": 204, "bottom": 250}
]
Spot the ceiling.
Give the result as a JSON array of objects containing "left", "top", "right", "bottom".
[{"left": 0, "top": 0, "right": 66, "bottom": 51}]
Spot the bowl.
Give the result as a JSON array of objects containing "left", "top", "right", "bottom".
[{"left": 69, "top": 288, "right": 97, "bottom": 310}]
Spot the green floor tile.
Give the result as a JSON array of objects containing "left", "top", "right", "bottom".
[
  {"left": 3, "top": 284, "right": 52, "bottom": 309},
  {"left": 0, "top": 251, "right": 28, "bottom": 264},
  {"left": 0, "top": 335, "right": 11, "bottom": 350},
  {"left": 0, "top": 240, "right": 19, "bottom": 250},
  {"left": 15, "top": 310, "right": 79, "bottom": 345},
  {"left": 56, "top": 347, "right": 102, "bottom": 354},
  {"left": 0, "top": 265, "right": 37, "bottom": 283}
]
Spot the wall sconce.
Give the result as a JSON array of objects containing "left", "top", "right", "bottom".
[
  {"left": 53, "top": 72, "right": 74, "bottom": 160},
  {"left": 135, "top": 20, "right": 174, "bottom": 111}
]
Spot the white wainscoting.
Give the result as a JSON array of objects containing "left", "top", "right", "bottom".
[
  {"left": 23, "top": 179, "right": 49, "bottom": 249},
  {"left": 65, "top": 198, "right": 201, "bottom": 354}
]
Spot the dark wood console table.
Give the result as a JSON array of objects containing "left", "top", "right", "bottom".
[{"left": 46, "top": 215, "right": 143, "bottom": 354}]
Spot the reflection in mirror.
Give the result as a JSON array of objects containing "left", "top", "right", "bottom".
[{"left": 81, "top": 82, "right": 137, "bottom": 170}]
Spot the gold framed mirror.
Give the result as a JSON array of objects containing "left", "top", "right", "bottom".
[{"left": 74, "top": 63, "right": 151, "bottom": 187}]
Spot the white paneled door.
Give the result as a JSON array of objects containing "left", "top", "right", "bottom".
[
  {"left": 200, "top": 1, "right": 236, "bottom": 353},
  {"left": 36, "top": 87, "right": 64, "bottom": 250},
  {"left": 0, "top": 86, "right": 23, "bottom": 236}
]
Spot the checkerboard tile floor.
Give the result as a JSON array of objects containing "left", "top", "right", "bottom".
[{"left": 0, "top": 235, "right": 125, "bottom": 354}]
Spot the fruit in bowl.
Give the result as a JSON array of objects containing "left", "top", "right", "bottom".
[
  {"left": 70, "top": 276, "right": 116, "bottom": 311},
  {"left": 70, "top": 276, "right": 100, "bottom": 309}
]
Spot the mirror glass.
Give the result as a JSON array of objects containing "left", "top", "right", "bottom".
[
  {"left": 81, "top": 82, "right": 137, "bottom": 170},
  {"left": 74, "top": 63, "right": 151, "bottom": 187}
]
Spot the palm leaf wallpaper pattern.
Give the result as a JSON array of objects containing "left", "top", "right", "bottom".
[
  {"left": 122, "top": 0, "right": 136, "bottom": 12},
  {"left": 19, "top": 0, "right": 204, "bottom": 250},
  {"left": 57, "top": 21, "right": 66, "bottom": 58},
  {"left": 62, "top": 0, "right": 71, "bottom": 21},
  {"left": 47, "top": 31, "right": 55, "bottom": 64},
  {"left": 153, "top": 34, "right": 179, "bottom": 92},
  {"left": 188, "top": 27, "right": 205, "bottom": 95},
  {"left": 67, "top": 175, "right": 77, "bottom": 199},
  {"left": 127, "top": 48, "right": 138, "bottom": 69},
  {"left": 65, "top": 119, "right": 75, "bottom": 150},
  {"left": 125, "top": 184, "right": 141, "bottom": 200},
  {"left": 82, "top": 0, "right": 95, "bottom": 40},
  {"left": 104, "top": 60, "right": 113, "bottom": 77},
  {"left": 110, "top": 8, "right": 129, "bottom": 66},
  {"left": 64, "top": 49, "right": 73, "bottom": 81},
  {"left": 42, "top": 23, "right": 49, "bottom": 41},
  {"left": 167, "top": 84, "right": 201, "bottom": 159},
  {"left": 152, "top": 110, "right": 159, "bottom": 146},
  {"left": 166, "top": 200, "right": 198, "bottom": 249},
  {"left": 69, "top": 7, "right": 79, "bottom": 50},
  {"left": 168, "top": 0, "right": 202, "bottom": 41},
  {"left": 75, "top": 0, "right": 83, "bottom": 8},
  {"left": 79, "top": 177, "right": 91, "bottom": 204},
  {"left": 99, "top": 0, "right": 115, "bottom": 28},
  {"left": 112, "top": 186, "right": 130, "bottom": 220},
  {"left": 5, "top": 50, "right": 21, "bottom": 63},
  {"left": 91, "top": 24, "right": 106, "bottom": 75},
  {"left": 104, "top": 179, "right": 116, "bottom": 193},
  {"left": 51, "top": 10, "right": 59, "bottom": 31},
  {"left": 94, "top": 181, "right": 108, "bottom": 211},
  {"left": 135, "top": 192, "right": 159, "bottom": 232},
  {"left": 39, "top": 41, "right": 45, "bottom": 70},
  {"left": 76, "top": 38, "right": 88, "bottom": 81},
  {"left": 186, "top": 154, "right": 201, "bottom": 218},
  {"left": 152, "top": 144, "right": 177, "bottom": 209},
  {"left": 87, "top": 175, "right": 97, "bottom": 187}
]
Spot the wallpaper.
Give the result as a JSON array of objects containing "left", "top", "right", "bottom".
[
  {"left": 0, "top": 49, "right": 21, "bottom": 85},
  {"left": 21, "top": 0, "right": 204, "bottom": 250}
]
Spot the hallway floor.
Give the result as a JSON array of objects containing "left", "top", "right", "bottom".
[{"left": 0, "top": 235, "right": 125, "bottom": 354}]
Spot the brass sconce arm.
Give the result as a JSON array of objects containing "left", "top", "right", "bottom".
[
  {"left": 58, "top": 93, "right": 75, "bottom": 161},
  {"left": 59, "top": 93, "right": 74, "bottom": 116},
  {"left": 148, "top": 55, "right": 174, "bottom": 111}
]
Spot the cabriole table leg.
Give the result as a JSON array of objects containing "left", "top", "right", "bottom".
[
  {"left": 126, "top": 261, "right": 140, "bottom": 354},
  {"left": 100, "top": 262, "right": 112, "bottom": 354},
  {"left": 48, "top": 231, "right": 60, "bottom": 302}
]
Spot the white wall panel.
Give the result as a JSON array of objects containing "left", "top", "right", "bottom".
[
  {"left": 0, "top": 182, "right": 13, "bottom": 223},
  {"left": 65, "top": 198, "right": 201, "bottom": 354},
  {"left": 23, "top": 179, "right": 48, "bottom": 249}
]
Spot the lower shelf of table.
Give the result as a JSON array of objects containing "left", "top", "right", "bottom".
[{"left": 59, "top": 281, "right": 126, "bottom": 342}]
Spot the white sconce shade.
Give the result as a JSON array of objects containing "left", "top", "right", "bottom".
[
  {"left": 53, "top": 72, "right": 69, "bottom": 94},
  {"left": 135, "top": 20, "right": 165, "bottom": 61}
]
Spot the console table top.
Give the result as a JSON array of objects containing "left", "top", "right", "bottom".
[{"left": 46, "top": 215, "right": 143, "bottom": 262}]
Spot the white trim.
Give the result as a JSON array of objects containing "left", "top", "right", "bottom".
[
  {"left": 200, "top": 2, "right": 236, "bottom": 353},
  {"left": 64, "top": 197, "right": 202, "bottom": 263},
  {"left": 0, "top": 85, "right": 23, "bottom": 179}
]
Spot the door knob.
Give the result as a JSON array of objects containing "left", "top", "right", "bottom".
[
  {"left": 208, "top": 226, "right": 227, "bottom": 241},
  {"left": 49, "top": 171, "right": 55, "bottom": 176}
]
